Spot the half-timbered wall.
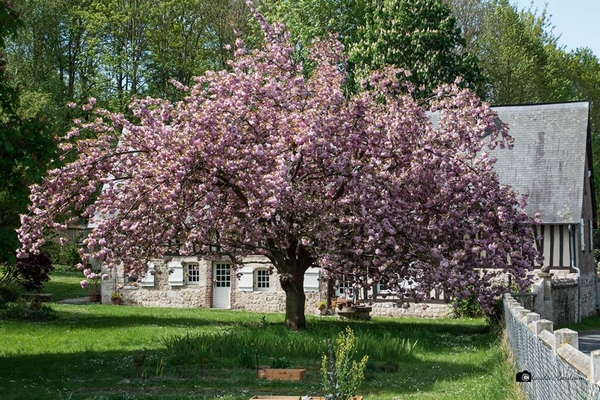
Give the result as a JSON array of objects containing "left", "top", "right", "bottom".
[{"left": 534, "top": 224, "right": 574, "bottom": 271}]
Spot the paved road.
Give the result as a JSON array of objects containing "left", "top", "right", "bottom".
[{"left": 578, "top": 330, "right": 600, "bottom": 354}]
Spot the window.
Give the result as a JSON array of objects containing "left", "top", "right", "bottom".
[
  {"left": 186, "top": 263, "right": 200, "bottom": 284},
  {"left": 214, "top": 262, "right": 231, "bottom": 288},
  {"left": 255, "top": 269, "right": 270, "bottom": 290},
  {"left": 377, "top": 279, "right": 392, "bottom": 294},
  {"left": 335, "top": 278, "right": 354, "bottom": 298},
  {"left": 140, "top": 261, "right": 155, "bottom": 287}
]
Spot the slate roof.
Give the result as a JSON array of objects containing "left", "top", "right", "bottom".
[{"left": 490, "top": 101, "right": 591, "bottom": 224}]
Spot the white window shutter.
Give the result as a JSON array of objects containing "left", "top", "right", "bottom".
[
  {"left": 304, "top": 267, "right": 320, "bottom": 292},
  {"left": 238, "top": 266, "right": 254, "bottom": 291},
  {"left": 168, "top": 261, "right": 184, "bottom": 286},
  {"left": 140, "top": 261, "right": 155, "bottom": 287}
]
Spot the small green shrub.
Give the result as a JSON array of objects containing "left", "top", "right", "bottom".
[
  {"left": 0, "top": 284, "right": 20, "bottom": 307},
  {"left": 238, "top": 346, "right": 259, "bottom": 369},
  {"left": 452, "top": 294, "right": 486, "bottom": 318},
  {"left": 0, "top": 300, "right": 57, "bottom": 321},
  {"left": 359, "top": 331, "right": 417, "bottom": 361},
  {"left": 322, "top": 327, "right": 369, "bottom": 400},
  {"left": 43, "top": 241, "right": 81, "bottom": 266},
  {"left": 269, "top": 356, "right": 291, "bottom": 368}
]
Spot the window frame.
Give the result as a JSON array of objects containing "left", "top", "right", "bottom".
[
  {"left": 254, "top": 268, "right": 270, "bottom": 291},
  {"left": 185, "top": 262, "right": 201, "bottom": 285}
]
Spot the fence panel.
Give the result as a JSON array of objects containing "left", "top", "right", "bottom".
[{"left": 504, "top": 296, "right": 600, "bottom": 399}]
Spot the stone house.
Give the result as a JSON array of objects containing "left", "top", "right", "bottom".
[
  {"left": 101, "top": 101, "right": 597, "bottom": 321},
  {"left": 490, "top": 101, "right": 597, "bottom": 324}
]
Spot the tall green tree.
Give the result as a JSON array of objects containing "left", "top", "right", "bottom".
[
  {"left": 0, "top": 1, "right": 55, "bottom": 263},
  {"left": 144, "top": 0, "right": 213, "bottom": 100},
  {"left": 349, "top": 0, "right": 485, "bottom": 97},
  {"left": 442, "top": 0, "right": 486, "bottom": 51},
  {"left": 6, "top": 0, "right": 89, "bottom": 135},
  {"left": 259, "top": 0, "right": 366, "bottom": 50},
  {"left": 10, "top": 0, "right": 253, "bottom": 113},
  {"left": 474, "top": 0, "right": 558, "bottom": 104}
]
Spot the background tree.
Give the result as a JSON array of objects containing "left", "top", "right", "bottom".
[
  {"left": 18, "top": 11, "right": 538, "bottom": 329},
  {"left": 144, "top": 0, "right": 217, "bottom": 100},
  {"left": 259, "top": 0, "right": 366, "bottom": 52},
  {"left": 442, "top": 0, "right": 486, "bottom": 51},
  {"left": 473, "top": 0, "right": 557, "bottom": 104},
  {"left": 9, "top": 0, "right": 253, "bottom": 113},
  {"left": 349, "top": 0, "right": 485, "bottom": 97},
  {"left": 6, "top": 0, "right": 90, "bottom": 136},
  {"left": 0, "top": 1, "right": 56, "bottom": 264}
]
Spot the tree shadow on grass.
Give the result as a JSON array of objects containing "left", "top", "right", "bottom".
[
  {"left": 47, "top": 300, "right": 495, "bottom": 336},
  {"left": 0, "top": 347, "right": 507, "bottom": 400},
  {"left": 0, "top": 306, "right": 507, "bottom": 398},
  {"left": 48, "top": 303, "right": 273, "bottom": 330}
]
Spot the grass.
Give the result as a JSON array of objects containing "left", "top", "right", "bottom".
[
  {"left": 0, "top": 273, "right": 523, "bottom": 400},
  {"left": 44, "top": 264, "right": 88, "bottom": 302},
  {"left": 558, "top": 314, "right": 600, "bottom": 332}
]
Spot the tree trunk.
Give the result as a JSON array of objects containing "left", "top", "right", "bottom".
[{"left": 280, "top": 269, "right": 306, "bottom": 330}]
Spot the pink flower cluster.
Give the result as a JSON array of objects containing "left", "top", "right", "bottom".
[{"left": 78, "top": 267, "right": 108, "bottom": 292}]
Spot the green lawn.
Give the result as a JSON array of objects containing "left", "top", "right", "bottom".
[
  {"left": 40, "top": 265, "right": 88, "bottom": 302},
  {"left": 0, "top": 273, "right": 523, "bottom": 400},
  {"left": 559, "top": 314, "right": 600, "bottom": 332}
]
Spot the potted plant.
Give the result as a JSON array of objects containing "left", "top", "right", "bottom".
[
  {"left": 79, "top": 264, "right": 107, "bottom": 302},
  {"left": 317, "top": 301, "right": 327, "bottom": 315},
  {"left": 335, "top": 297, "right": 353, "bottom": 311},
  {"left": 110, "top": 291, "right": 121, "bottom": 305}
]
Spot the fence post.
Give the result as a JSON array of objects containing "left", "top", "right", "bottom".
[
  {"left": 538, "top": 273, "right": 554, "bottom": 321},
  {"left": 591, "top": 350, "right": 600, "bottom": 383},
  {"left": 530, "top": 319, "right": 553, "bottom": 335},
  {"left": 554, "top": 328, "right": 579, "bottom": 351},
  {"left": 523, "top": 312, "right": 540, "bottom": 325}
]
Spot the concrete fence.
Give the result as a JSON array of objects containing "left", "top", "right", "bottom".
[{"left": 504, "top": 293, "right": 600, "bottom": 399}]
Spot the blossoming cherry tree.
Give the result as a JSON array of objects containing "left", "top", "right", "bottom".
[{"left": 17, "top": 8, "right": 538, "bottom": 329}]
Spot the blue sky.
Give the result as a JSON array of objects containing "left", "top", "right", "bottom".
[{"left": 512, "top": 0, "right": 600, "bottom": 57}]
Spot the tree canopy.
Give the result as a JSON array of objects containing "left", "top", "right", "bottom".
[
  {"left": 18, "top": 8, "right": 538, "bottom": 329},
  {"left": 349, "top": 0, "right": 485, "bottom": 97},
  {"left": 0, "top": 1, "right": 55, "bottom": 264}
]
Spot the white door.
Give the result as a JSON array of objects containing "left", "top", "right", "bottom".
[{"left": 213, "top": 263, "right": 231, "bottom": 308}]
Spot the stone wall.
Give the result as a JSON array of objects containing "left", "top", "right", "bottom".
[
  {"left": 551, "top": 275, "right": 579, "bottom": 326},
  {"left": 101, "top": 257, "right": 327, "bottom": 316},
  {"left": 235, "top": 290, "right": 324, "bottom": 315},
  {"left": 530, "top": 271, "right": 598, "bottom": 326},
  {"left": 102, "top": 258, "right": 213, "bottom": 308},
  {"left": 369, "top": 300, "right": 451, "bottom": 318},
  {"left": 101, "top": 258, "right": 597, "bottom": 324}
]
